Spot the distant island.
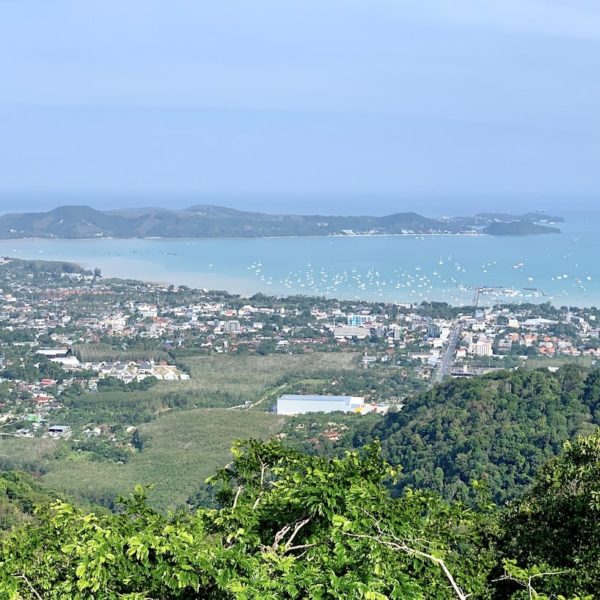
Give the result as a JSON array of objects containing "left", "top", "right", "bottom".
[{"left": 0, "top": 204, "right": 563, "bottom": 239}]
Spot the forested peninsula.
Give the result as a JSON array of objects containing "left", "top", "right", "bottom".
[{"left": 0, "top": 205, "right": 562, "bottom": 239}]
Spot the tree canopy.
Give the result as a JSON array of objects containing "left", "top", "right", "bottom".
[
  {"left": 1, "top": 433, "right": 599, "bottom": 598},
  {"left": 345, "top": 365, "right": 599, "bottom": 503}
]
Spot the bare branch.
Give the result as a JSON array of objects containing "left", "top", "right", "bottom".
[
  {"left": 14, "top": 574, "right": 43, "bottom": 600},
  {"left": 341, "top": 531, "right": 469, "bottom": 600},
  {"left": 252, "top": 462, "right": 268, "bottom": 509},
  {"left": 496, "top": 569, "right": 567, "bottom": 600},
  {"left": 232, "top": 485, "right": 244, "bottom": 510},
  {"left": 252, "top": 492, "right": 263, "bottom": 510},
  {"left": 272, "top": 524, "right": 292, "bottom": 550},
  {"left": 259, "top": 461, "right": 266, "bottom": 487},
  {"left": 285, "top": 543, "right": 317, "bottom": 552},
  {"left": 285, "top": 518, "right": 311, "bottom": 551},
  {"left": 528, "top": 570, "right": 566, "bottom": 580}
]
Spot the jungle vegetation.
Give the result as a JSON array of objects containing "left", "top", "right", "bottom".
[{"left": 1, "top": 432, "right": 599, "bottom": 598}]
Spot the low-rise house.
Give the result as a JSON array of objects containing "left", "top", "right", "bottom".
[{"left": 48, "top": 425, "right": 71, "bottom": 438}]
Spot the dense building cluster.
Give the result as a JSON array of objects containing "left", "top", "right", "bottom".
[{"left": 1, "top": 258, "right": 598, "bottom": 440}]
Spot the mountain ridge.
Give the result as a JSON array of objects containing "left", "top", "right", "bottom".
[{"left": 0, "top": 204, "right": 562, "bottom": 239}]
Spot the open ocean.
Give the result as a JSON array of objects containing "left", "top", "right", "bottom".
[{"left": 1, "top": 213, "right": 599, "bottom": 307}]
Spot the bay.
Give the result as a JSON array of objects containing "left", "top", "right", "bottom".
[{"left": 1, "top": 215, "right": 599, "bottom": 307}]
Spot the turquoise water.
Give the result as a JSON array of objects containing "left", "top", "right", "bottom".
[{"left": 1, "top": 216, "right": 599, "bottom": 306}]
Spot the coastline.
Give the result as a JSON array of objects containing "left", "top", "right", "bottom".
[
  {"left": 5, "top": 253, "right": 597, "bottom": 309},
  {"left": 0, "top": 223, "right": 596, "bottom": 308},
  {"left": 1, "top": 232, "right": 489, "bottom": 242}
]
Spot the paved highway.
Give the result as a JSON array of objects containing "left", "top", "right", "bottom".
[{"left": 434, "top": 324, "right": 462, "bottom": 384}]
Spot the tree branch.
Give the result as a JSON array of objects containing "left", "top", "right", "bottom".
[
  {"left": 285, "top": 543, "right": 317, "bottom": 553},
  {"left": 341, "top": 531, "right": 469, "bottom": 600},
  {"left": 232, "top": 485, "right": 244, "bottom": 510},
  {"left": 272, "top": 524, "right": 292, "bottom": 550},
  {"left": 252, "top": 462, "right": 268, "bottom": 509},
  {"left": 14, "top": 574, "right": 43, "bottom": 600},
  {"left": 285, "top": 518, "right": 311, "bottom": 551},
  {"left": 493, "top": 570, "right": 567, "bottom": 600}
]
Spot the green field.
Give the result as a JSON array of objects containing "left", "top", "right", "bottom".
[
  {"left": 164, "top": 352, "right": 358, "bottom": 404},
  {"left": 523, "top": 355, "right": 596, "bottom": 370},
  {"left": 56, "top": 351, "right": 358, "bottom": 426},
  {"left": 3, "top": 353, "right": 358, "bottom": 511},
  {"left": 73, "top": 342, "right": 171, "bottom": 363},
  {"left": 0, "top": 435, "right": 58, "bottom": 475},
  {"left": 40, "top": 408, "right": 283, "bottom": 511}
]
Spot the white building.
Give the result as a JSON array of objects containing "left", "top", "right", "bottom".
[
  {"left": 137, "top": 304, "right": 158, "bottom": 319},
  {"left": 472, "top": 339, "right": 493, "bottom": 357},
  {"left": 332, "top": 326, "right": 369, "bottom": 340},
  {"left": 347, "top": 314, "right": 374, "bottom": 327},
  {"left": 276, "top": 394, "right": 365, "bottom": 415},
  {"left": 224, "top": 320, "right": 241, "bottom": 333}
]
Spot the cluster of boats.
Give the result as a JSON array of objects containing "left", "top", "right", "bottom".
[{"left": 245, "top": 257, "right": 567, "bottom": 305}]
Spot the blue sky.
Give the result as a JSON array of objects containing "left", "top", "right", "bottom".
[{"left": 1, "top": 1, "right": 599, "bottom": 214}]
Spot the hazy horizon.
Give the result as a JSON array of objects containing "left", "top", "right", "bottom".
[
  {"left": 0, "top": 192, "right": 598, "bottom": 219},
  {"left": 2, "top": 1, "right": 600, "bottom": 212}
]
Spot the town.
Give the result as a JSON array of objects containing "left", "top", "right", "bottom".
[{"left": 1, "top": 258, "right": 598, "bottom": 443}]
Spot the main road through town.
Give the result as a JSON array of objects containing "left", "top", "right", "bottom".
[{"left": 434, "top": 324, "right": 462, "bottom": 384}]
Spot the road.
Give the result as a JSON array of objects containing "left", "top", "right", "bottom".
[
  {"left": 434, "top": 324, "right": 462, "bottom": 384},
  {"left": 228, "top": 384, "right": 288, "bottom": 411}
]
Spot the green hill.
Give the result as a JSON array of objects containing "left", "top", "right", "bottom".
[
  {"left": 345, "top": 365, "right": 600, "bottom": 503},
  {"left": 0, "top": 471, "right": 63, "bottom": 530},
  {"left": 2, "top": 432, "right": 600, "bottom": 598},
  {"left": 0, "top": 204, "right": 562, "bottom": 238}
]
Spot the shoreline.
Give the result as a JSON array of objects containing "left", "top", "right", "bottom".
[
  {"left": 0, "top": 231, "right": 560, "bottom": 242},
  {"left": 1, "top": 226, "right": 596, "bottom": 308},
  {"left": 6, "top": 254, "right": 593, "bottom": 310}
]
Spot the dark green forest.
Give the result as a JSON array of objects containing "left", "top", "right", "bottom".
[
  {"left": 343, "top": 365, "right": 600, "bottom": 503},
  {"left": 0, "top": 205, "right": 561, "bottom": 239},
  {"left": 2, "top": 367, "right": 600, "bottom": 597},
  {"left": 1, "top": 433, "right": 599, "bottom": 598}
]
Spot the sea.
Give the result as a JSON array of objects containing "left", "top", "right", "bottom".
[{"left": 1, "top": 211, "right": 600, "bottom": 308}]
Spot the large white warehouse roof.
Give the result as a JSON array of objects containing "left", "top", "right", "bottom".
[{"left": 276, "top": 394, "right": 364, "bottom": 415}]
